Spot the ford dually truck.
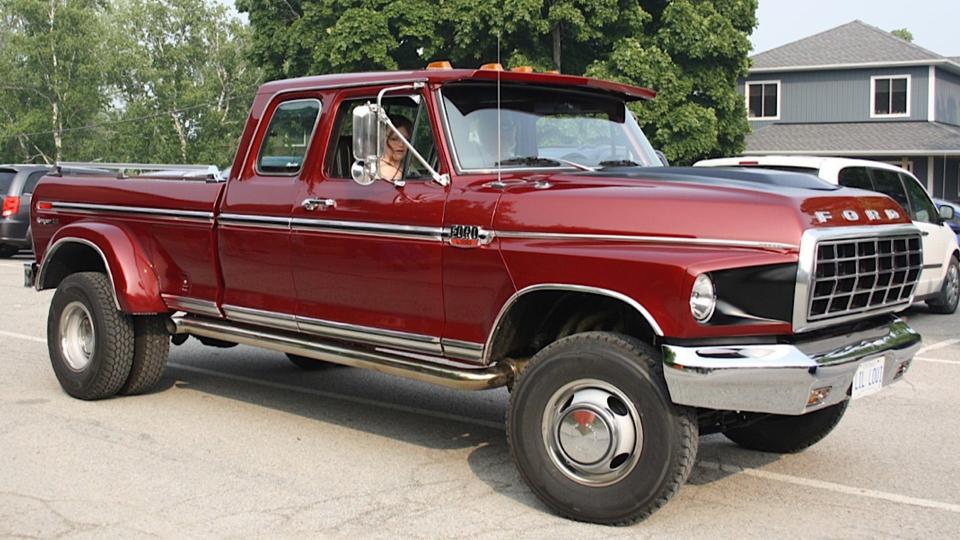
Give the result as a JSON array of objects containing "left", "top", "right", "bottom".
[{"left": 26, "top": 66, "right": 923, "bottom": 524}]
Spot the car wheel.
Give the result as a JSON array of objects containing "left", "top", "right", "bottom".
[
  {"left": 927, "top": 256, "right": 959, "bottom": 314},
  {"left": 723, "top": 401, "right": 848, "bottom": 453},
  {"left": 47, "top": 272, "right": 135, "bottom": 400},
  {"left": 507, "top": 332, "right": 698, "bottom": 525}
]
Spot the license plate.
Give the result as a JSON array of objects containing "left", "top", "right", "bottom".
[{"left": 851, "top": 357, "right": 885, "bottom": 399}]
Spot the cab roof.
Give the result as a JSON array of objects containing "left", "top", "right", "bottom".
[{"left": 256, "top": 69, "right": 656, "bottom": 102}]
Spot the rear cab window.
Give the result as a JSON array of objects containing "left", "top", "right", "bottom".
[
  {"left": 256, "top": 99, "right": 322, "bottom": 175},
  {"left": 838, "top": 167, "right": 874, "bottom": 191}
]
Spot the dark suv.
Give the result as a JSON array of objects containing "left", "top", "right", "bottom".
[{"left": 1, "top": 165, "right": 49, "bottom": 258}]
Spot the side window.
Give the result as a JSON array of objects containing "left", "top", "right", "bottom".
[
  {"left": 256, "top": 99, "right": 321, "bottom": 175},
  {"left": 901, "top": 173, "right": 938, "bottom": 223},
  {"left": 22, "top": 170, "right": 47, "bottom": 194},
  {"left": 838, "top": 167, "right": 873, "bottom": 191},
  {"left": 325, "top": 94, "right": 435, "bottom": 180},
  {"left": 869, "top": 169, "right": 910, "bottom": 213}
]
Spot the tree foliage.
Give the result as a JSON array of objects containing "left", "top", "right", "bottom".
[
  {"left": 891, "top": 28, "right": 913, "bottom": 43},
  {"left": 238, "top": 0, "right": 757, "bottom": 164},
  {"left": 0, "top": 0, "right": 260, "bottom": 166}
]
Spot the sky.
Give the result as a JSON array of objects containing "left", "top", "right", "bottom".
[{"left": 751, "top": 0, "right": 958, "bottom": 56}]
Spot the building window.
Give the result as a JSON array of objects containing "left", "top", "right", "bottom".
[
  {"left": 746, "top": 81, "right": 780, "bottom": 119},
  {"left": 871, "top": 75, "right": 910, "bottom": 118}
]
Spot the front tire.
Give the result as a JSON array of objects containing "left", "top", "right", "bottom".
[
  {"left": 927, "top": 257, "right": 959, "bottom": 314},
  {"left": 722, "top": 401, "right": 848, "bottom": 453},
  {"left": 507, "top": 332, "right": 698, "bottom": 525},
  {"left": 47, "top": 272, "right": 135, "bottom": 400}
]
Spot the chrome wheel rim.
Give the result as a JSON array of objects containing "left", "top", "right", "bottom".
[
  {"left": 946, "top": 264, "right": 959, "bottom": 307},
  {"left": 541, "top": 379, "right": 642, "bottom": 487},
  {"left": 59, "top": 301, "right": 95, "bottom": 371}
]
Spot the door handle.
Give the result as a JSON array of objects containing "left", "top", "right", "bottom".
[{"left": 302, "top": 198, "right": 336, "bottom": 212}]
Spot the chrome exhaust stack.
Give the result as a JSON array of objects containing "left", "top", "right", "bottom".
[{"left": 171, "top": 315, "right": 520, "bottom": 391}]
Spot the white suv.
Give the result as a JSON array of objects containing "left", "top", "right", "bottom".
[{"left": 695, "top": 156, "right": 960, "bottom": 314}]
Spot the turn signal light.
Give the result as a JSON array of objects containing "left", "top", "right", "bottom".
[
  {"left": 1, "top": 196, "right": 19, "bottom": 218},
  {"left": 426, "top": 60, "right": 452, "bottom": 70},
  {"left": 479, "top": 63, "right": 504, "bottom": 71},
  {"left": 544, "top": 70, "right": 560, "bottom": 74},
  {"left": 510, "top": 66, "right": 533, "bottom": 73}
]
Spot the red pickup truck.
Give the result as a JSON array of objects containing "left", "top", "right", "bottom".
[{"left": 26, "top": 67, "right": 923, "bottom": 524}]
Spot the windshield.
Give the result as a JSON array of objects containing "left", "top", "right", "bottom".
[{"left": 441, "top": 83, "right": 662, "bottom": 171}]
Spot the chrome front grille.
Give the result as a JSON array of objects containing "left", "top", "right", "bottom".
[{"left": 807, "top": 234, "right": 922, "bottom": 322}]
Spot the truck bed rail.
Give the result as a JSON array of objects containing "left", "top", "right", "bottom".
[{"left": 52, "top": 162, "right": 224, "bottom": 182}]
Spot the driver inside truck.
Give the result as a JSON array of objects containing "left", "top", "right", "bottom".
[{"left": 379, "top": 115, "right": 413, "bottom": 181}]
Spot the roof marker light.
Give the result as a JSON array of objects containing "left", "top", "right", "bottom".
[
  {"left": 479, "top": 63, "right": 504, "bottom": 71},
  {"left": 544, "top": 70, "right": 560, "bottom": 74},
  {"left": 426, "top": 61, "right": 453, "bottom": 70},
  {"left": 510, "top": 66, "right": 533, "bottom": 73}
]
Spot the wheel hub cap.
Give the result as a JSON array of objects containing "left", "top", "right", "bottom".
[
  {"left": 59, "top": 301, "right": 95, "bottom": 371},
  {"left": 542, "top": 380, "right": 642, "bottom": 487}
]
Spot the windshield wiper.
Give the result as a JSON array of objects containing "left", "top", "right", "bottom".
[
  {"left": 497, "top": 156, "right": 596, "bottom": 171},
  {"left": 598, "top": 159, "right": 641, "bottom": 168}
]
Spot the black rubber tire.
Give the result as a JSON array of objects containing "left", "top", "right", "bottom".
[
  {"left": 285, "top": 353, "right": 335, "bottom": 370},
  {"left": 47, "top": 272, "right": 135, "bottom": 400},
  {"left": 926, "top": 256, "right": 959, "bottom": 314},
  {"left": 507, "top": 332, "right": 698, "bottom": 525},
  {"left": 119, "top": 316, "right": 171, "bottom": 395},
  {"left": 0, "top": 245, "right": 18, "bottom": 258},
  {"left": 723, "top": 400, "right": 848, "bottom": 453}
]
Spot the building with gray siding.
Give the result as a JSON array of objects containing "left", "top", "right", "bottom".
[{"left": 739, "top": 20, "right": 960, "bottom": 201}]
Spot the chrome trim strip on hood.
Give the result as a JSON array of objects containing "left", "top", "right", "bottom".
[{"left": 496, "top": 231, "right": 798, "bottom": 251}]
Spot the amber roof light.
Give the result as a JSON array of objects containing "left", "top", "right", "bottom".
[
  {"left": 510, "top": 66, "right": 533, "bottom": 73},
  {"left": 479, "top": 63, "right": 504, "bottom": 71},
  {"left": 426, "top": 61, "right": 453, "bottom": 70}
]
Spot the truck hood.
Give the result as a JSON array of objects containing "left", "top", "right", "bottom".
[{"left": 493, "top": 167, "right": 912, "bottom": 251}]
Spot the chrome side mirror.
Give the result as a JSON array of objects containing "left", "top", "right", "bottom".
[
  {"left": 939, "top": 204, "right": 955, "bottom": 221},
  {"left": 351, "top": 104, "right": 380, "bottom": 186}
]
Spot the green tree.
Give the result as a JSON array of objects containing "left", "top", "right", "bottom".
[
  {"left": 107, "top": 0, "right": 261, "bottom": 165},
  {"left": 0, "top": 0, "right": 113, "bottom": 163},
  {"left": 891, "top": 28, "right": 913, "bottom": 42},
  {"left": 588, "top": 0, "right": 757, "bottom": 164},
  {"left": 239, "top": 0, "right": 757, "bottom": 165}
]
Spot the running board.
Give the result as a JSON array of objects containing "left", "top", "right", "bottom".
[{"left": 170, "top": 315, "right": 519, "bottom": 391}]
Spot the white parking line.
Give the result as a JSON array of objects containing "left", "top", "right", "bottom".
[
  {"left": 4, "top": 329, "right": 960, "bottom": 513},
  {"left": 917, "top": 339, "right": 960, "bottom": 355},
  {"left": 914, "top": 356, "right": 960, "bottom": 365},
  {"left": 0, "top": 330, "right": 45, "bottom": 343},
  {"left": 697, "top": 460, "right": 960, "bottom": 513}
]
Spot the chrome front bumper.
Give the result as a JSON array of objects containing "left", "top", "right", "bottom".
[{"left": 662, "top": 317, "right": 920, "bottom": 416}]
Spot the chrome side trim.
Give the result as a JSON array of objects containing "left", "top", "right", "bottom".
[
  {"left": 218, "top": 213, "right": 291, "bottom": 230},
  {"left": 496, "top": 231, "right": 797, "bottom": 251},
  {"left": 162, "top": 294, "right": 221, "bottom": 317},
  {"left": 298, "top": 314, "right": 443, "bottom": 355},
  {"left": 223, "top": 304, "right": 298, "bottom": 332},
  {"left": 662, "top": 317, "right": 921, "bottom": 415},
  {"left": 483, "top": 284, "right": 665, "bottom": 365},
  {"left": 36, "top": 237, "right": 122, "bottom": 310},
  {"left": 291, "top": 218, "right": 445, "bottom": 241},
  {"left": 792, "top": 224, "right": 922, "bottom": 333},
  {"left": 172, "top": 315, "right": 518, "bottom": 391},
  {"left": 442, "top": 338, "right": 484, "bottom": 362},
  {"left": 49, "top": 202, "right": 214, "bottom": 222}
]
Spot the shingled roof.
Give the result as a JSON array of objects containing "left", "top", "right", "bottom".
[
  {"left": 751, "top": 20, "right": 960, "bottom": 74},
  {"left": 745, "top": 122, "right": 960, "bottom": 156}
]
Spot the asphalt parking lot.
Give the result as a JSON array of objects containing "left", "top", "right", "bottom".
[{"left": 2, "top": 254, "right": 959, "bottom": 538}]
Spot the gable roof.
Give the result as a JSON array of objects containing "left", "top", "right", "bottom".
[{"left": 750, "top": 20, "right": 960, "bottom": 75}]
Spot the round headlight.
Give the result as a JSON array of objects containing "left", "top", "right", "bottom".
[{"left": 690, "top": 274, "right": 716, "bottom": 322}]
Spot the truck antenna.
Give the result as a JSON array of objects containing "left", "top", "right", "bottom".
[{"left": 496, "top": 30, "right": 502, "bottom": 185}]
